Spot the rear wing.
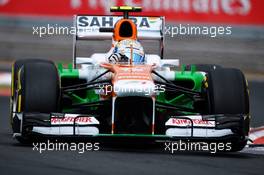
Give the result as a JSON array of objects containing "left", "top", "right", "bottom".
[{"left": 73, "top": 15, "right": 165, "bottom": 67}]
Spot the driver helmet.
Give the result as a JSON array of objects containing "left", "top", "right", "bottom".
[{"left": 113, "top": 39, "right": 145, "bottom": 64}]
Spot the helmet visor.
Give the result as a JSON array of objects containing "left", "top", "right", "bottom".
[{"left": 123, "top": 49, "right": 144, "bottom": 64}]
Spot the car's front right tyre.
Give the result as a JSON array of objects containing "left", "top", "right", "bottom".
[{"left": 11, "top": 59, "right": 60, "bottom": 143}]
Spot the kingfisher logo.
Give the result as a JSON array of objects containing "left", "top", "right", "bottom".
[
  {"left": 166, "top": 117, "right": 215, "bottom": 127},
  {"left": 50, "top": 115, "right": 99, "bottom": 125}
]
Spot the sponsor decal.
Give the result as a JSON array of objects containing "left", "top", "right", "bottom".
[
  {"left": 0, "top": 0, "right": 263, "bottom": 25},
  {"left": 51, "top": 115, "right": 99, "bottom": 125},
  {"left": 78, "top": 16, "right": 150, "bottom": 28},
  {"left": 76, "top": 16, "right": 162, "bottom": 38},
  {"left": 114, "top": 65, "right": 153, "bottom": 81},
  {"left": 166, "top": 116, "right": 215, "bottom": 127}
]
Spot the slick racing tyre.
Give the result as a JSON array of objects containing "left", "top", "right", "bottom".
[
  {"left": 207, "top": 68, "right": 249, "bottom": 151},
  {"left": 208, "top": 68, "right": 249, "bottom": 114},
  {"left": 11, "top": 60, "right": 60, "bottom": 143},
  {"left": 10, "top": 59, "right": 52, "bottom": 118},
  {"left": 19, "top": 61, "right": 60, "bottom": 113},
  {"left": 11, "top": 59, "right": 52, "bottom": 99}
]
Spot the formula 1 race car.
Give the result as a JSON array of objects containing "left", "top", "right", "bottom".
[{"left": 10, "top": 6, "right": 250, "bottom": 151}]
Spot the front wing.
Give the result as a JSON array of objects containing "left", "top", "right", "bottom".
[{"left": 12, "top": 112, "right": 249, "bottom": 143}]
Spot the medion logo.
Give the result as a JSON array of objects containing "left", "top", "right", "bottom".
[{"left": 78, "top": 16, "right": 150, "bottom": 28}]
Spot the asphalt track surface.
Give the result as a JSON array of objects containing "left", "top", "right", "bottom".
[{"left": 0, "top": 81, "right": 264, "bottom": 175}]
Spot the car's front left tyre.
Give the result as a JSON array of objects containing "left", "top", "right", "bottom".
[{"left": 207, "top": 68, "right": 250, "bottom": 151}]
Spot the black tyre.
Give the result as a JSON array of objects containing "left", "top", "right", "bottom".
[
  {"left": 10, "top": 59, "right": 53, "bottom": 117},
  {"left": 11, "top": 59, "right": 52, "bottom": 98},
  {"left": 207, "top": 68, "right": 249, "bottom": 151},
  {"left": 208, "top": 68, "right": 249, "bottom": 114},
  {"left": 19, "top": 61, "right": 60, "bottom": 113},
  {"left": 12, "top": 60, "right": 60, "bottom": 143}
]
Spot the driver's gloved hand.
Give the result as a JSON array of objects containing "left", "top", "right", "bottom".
[{"left": 108, "top": 53, "right": 129, "bottom": 63}]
